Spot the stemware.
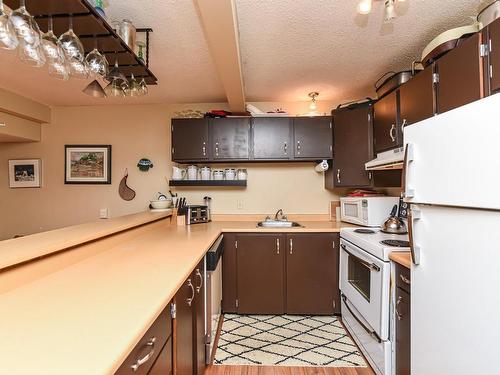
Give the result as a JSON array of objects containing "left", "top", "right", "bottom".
[
  {"left": 85, "top": 44, "right": 109, "bottom": 78},
  {"left": 17, "top": 38, "right": 45, "bottom": 67},
  {"left": 0, "top": 0, "right": 18, "bottom": 49},
  {"left": 139, "top": 78, "right": 148, "bottom": 96},
  {"left": 48, "top": 60, "right": 69, "bottom": 80},
  {"left": 127, "top": 74, "right": 141, "bottom": 97},
  {"left": 106, "top": 59, "right": 127, "bottom": 84},
  {"left": 58, "top": 15, "right": 85, "bottom": 62},
  {"left": 42, "top": 17, "right": 65, "bottom": 61},
  {"left": 67, "top": 58, "right": 89, "bottom": 79},
  {"left": 10, "top": 0, "right": 41, "bottom": 46},
  {"left": 104, "top": 77, "right": 125, "bottom": 97},
  {"left": 83, "top": 79, "right": 107, "bottom": 98}
]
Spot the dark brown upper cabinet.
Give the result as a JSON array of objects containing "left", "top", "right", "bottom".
[
  {"left": 399, "top": 65, "right": 435, "bottom": 127},
  {"left": 293, "top": 116, "right": 333, "bottom": 159},
  {"left": 171, "top": 118, "right": 209, "bottom": 162},
  {"left": 436, "top": 33, "right": 483, "bottom": 114},
  {"left": 235, "top": 234, "right": 285, "bottom": 315},
  {"left": 209, "top": 118, "right": 250, "bottom": 160},
  {"left": 486, "top": 18, "right": 500, "bottom": 94},
  {"left": 327, "top": 102, "right": 374, "bottom": 189},
  {"left": 286, "top": 233, "right": 340, "bottom": 315},
  {"left": 252, "top": 117, "right": 292, "bottom": 160},
  {"left": 373, "top": 90, "right": 402, "bottom": 153}
]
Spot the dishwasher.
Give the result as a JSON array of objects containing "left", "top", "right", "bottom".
[{"left": 204, "top": 234, "right": 224, "bottom": 364}]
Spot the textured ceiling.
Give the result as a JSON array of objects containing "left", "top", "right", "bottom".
[
  {"left": 0, "top": 0, "right": 488, "bottom": 106},
  {"left": 236, "top": 0, "right": 485, "bottom": 103}
]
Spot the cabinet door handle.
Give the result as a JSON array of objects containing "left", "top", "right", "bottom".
[
  {"left": 337, "top": 169, "right": 341, "bottom": 183},
  {"left": 395, "top": 296, "right": 404, "bottom": 320},
  {"left": 283, "top": 142, "right": 287, "bottom": 155},
  {"left": 215, "top": 142, "right": 219, "bottom": 157},
  {"left": 289, "top": 238, "right": 293, "bottom": 255},
  {"left": 401, "top": 118, "right": 407, "bottom": 133},
  {"left": 186, "top": 278, "right": 195, "bottom": 306},
  {"left": 399, "top": 274, "right": 410, "bottom": 285},
  {"left": 202, "top": 142, "right": 206, "bottom": 156},
  {"left": 276, "top": 238, "right": 280, "bottom": 254},
  {"left": 296, "top": 140, "right": 301, "bottom": 155},
  {"left": 131, "top": 336, "right": 156, "bottom": 371},
  {"left": 195, "top": 269, "right": 203, "bottom": 293},
  {"left": 389, "top": 124, "right": 396, "bottom": 142}
]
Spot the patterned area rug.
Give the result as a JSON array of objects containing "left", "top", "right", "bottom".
[{"left": 214, "top": 314, "right": 367, "bottom": 367}]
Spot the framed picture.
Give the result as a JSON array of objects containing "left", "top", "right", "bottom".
[
  {"left": 8, "top": 159, "right": 41, "bottom": 188},
  {"left": 65, "top": 145, "right": 111, "bottom": 184}
]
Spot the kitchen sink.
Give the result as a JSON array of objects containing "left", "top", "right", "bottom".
[{"left": 257, "top": 220, "right": 302, "bottom": 228}]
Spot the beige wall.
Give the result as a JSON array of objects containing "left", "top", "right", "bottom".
[{"left": 0, "top": 100, "right": 341, "bottom": 240}]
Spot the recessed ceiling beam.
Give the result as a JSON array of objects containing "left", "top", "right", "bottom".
[{"left": 195, "top": 0, "right": 246, "bottom": 113}]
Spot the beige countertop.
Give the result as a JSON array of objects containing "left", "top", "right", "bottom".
[
  {"left": 0, "top": 215, "right": 348, "bottom": 375},
  {"left": 390, "top": 251, "right": 411, "bottom": 269}
]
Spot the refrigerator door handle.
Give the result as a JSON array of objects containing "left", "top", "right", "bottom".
[
  {"left": 402, "top": 143, "right": 415, "bottom": 200},
  {"left": 408, "top": 207, "right": 421, "bottom": 265}
]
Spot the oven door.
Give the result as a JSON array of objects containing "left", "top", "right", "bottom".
[
  {"left": 340, "top": 199, "right": 364, "bottom": 225},
  {"left": 340, "top": 238, "right": 390, "bottom": 341}
]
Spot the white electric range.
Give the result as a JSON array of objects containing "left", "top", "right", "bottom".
[{"left": 340, "top": 227, "right": 409, "bottom": 375}]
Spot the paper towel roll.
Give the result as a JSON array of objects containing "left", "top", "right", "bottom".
[{"left": 315, "top": 160, "right": 329, "bottom": 172}]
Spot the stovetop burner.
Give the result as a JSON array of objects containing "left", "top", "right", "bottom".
[
  {"left": 380, "top": 239, "right": 410, "bottom": 247},
  {"left": 354, "top": 229, "right": 377, "bottom": 234}
]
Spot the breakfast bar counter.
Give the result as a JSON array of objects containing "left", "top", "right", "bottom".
[{"left": 0, "top": 212, "right": 348, "bottom": 375}]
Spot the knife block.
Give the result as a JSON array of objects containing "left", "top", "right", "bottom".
[{"left": 171, "top": 208, "right": 186, "bottom": 226}]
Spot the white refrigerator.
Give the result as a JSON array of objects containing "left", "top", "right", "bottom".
[{"left": 403, "top": 94, "right": 500, "bottom": 375}]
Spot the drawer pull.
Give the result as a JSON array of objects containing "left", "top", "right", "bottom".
[
  {"left": 399, "top": 274, "right": 410, "bottom": 285},
  {"left": 195, "top": 269, "right": 203, "bottom": 293},
  {"left": 395, "top": 296, "right": 404, "bottom": 321},
  {"left": 131, "top": 336, "right": 156, "bottom": 372},
  {"left": 186, "top": 279, "right": 195, "bottom": 306}
]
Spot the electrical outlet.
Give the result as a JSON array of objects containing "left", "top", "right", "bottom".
[
  {"left": 99, "top": 208, "right": 109, "bottom": 219},
  {"left": 236, "top": 200, "right": 243, "bottom": 210}
]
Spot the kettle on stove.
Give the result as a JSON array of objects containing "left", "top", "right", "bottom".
[{"left": 381, "top": 204, "right": 408, "bottom": 234}]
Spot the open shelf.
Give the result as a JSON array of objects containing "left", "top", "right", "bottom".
[
  {"left": 4, "top": 0, "right": 158, "bottom": 84},
  {"left": 168, "top": 180, "right": 247, "bottom": 187}
]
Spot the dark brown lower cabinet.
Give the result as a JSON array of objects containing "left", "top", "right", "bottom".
[
  {"left": 194, "top": 260, "right": 206, "bottom": 375},
  {"left": 174, "top": 273, "right": 195, "bottom": 375},
  {"left": 115, "top": 307, "right": 172, "bottom": 375},
  {"left": 395, "top": 264, "right": 411, "bottom": 375},
  {"left": 148, "top": 337, "right": 172, "bottom": 375},
  {"left": 286, "top": 233, "right": 340, "bottom": 315},
  {"left": 236, "top": 234, "right": 285, "bottom": 314},
  {"left": 222, "top": 232, "right": 341, "bottom": 316}
]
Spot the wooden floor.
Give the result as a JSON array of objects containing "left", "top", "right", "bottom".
[{"left": 205, "top": 365, "right": 375, "bottom": 375}]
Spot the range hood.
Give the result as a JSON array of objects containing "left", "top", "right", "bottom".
[{"left": 365, "top": 147, "right": 404, "bottom": 170}]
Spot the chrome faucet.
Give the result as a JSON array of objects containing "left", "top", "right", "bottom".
[{"left": 274, "top": 209, "right": 287, "bottom": 221}]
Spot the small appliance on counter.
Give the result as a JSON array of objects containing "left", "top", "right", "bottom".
[
  {"left": 186, "top": 205, "right": 210, "bottom": 225},
  {"left": 340, "top": 196, "right": 399, "bottom": 227}
]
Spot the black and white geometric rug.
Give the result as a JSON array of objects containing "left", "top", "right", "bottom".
[{"left": 214, "top": 314, "right": 367, "bottom": 367}]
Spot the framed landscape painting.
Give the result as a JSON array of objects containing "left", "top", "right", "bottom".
[
  {"left": 8, "top": 159, "right": 41, "bottom": 188},
  {"left": 65, "top": 145, "right": 111, "bottom": 184}
]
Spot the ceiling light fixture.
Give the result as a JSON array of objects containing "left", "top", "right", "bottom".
[
  {"left": 357, "top": 0, "right": 372, "bottom": 15},
  {"left": 384, "top": 0, "right": 396, "bottom": 23},
  {"left": 308, "top": 92, "right": 319, "bottom": 111}
]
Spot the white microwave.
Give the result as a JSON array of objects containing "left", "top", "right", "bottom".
[{"left": 340, "top": 196, "right": 399, "bottom": 227}]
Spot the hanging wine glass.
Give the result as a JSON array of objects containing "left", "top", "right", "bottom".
[
  {"left": 104, "top": 77, "right": 125, "bottom": 97},
  {"left": 42, "top": 16, "right": 65, "bottom": 61},
  {"left": 105, "top": 59, "right": 127, "bottom": 84},
  {"left": 83, "top": 80, "right": 107, "bottom": 98},
  {"left": 48, "top": 60, "right": 69, "bottom": 80},
  {"left": 85, "top": 39, "right": 109, "bottom": 78},
  {"left": 17, "top": 38, "right": 45, "bottom": 67},
  {"left": 0, "top": 0, "right": 18, "bottom": 49},
  {"left": 138, "top": 78, "right": 148, "bottom": 96},
  {"left": 127, "top": 74, "right": 141, "bottom": 97},
  {"left": 58, "top": 15, "right": 85, "bottom": 62},
  {"left": 10, "top": 0, "right": 41, "bottom": 46},
  {"left": 67, "top": 59, "right": 89, "bottom": 79}
]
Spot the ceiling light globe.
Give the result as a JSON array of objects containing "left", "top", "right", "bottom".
[{"left": 357, "top": 0, "right": 372, "bottom": 15}]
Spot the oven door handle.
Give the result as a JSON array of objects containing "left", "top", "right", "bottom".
[
  {"left": 342, "top": 294, "right": 382, "bottom": 343},
  {"left": 341, "top": 244, "right": 381, "bottom": 272}
]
